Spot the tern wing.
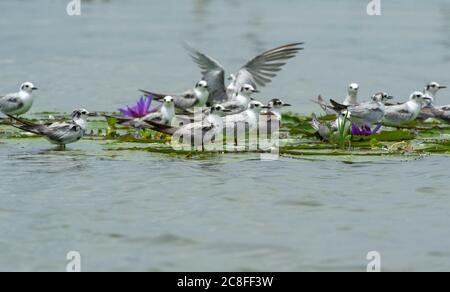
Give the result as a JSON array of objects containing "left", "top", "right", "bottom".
[
  {"left": 184, "top": 43, "right": 228, "bottom": 105},
  {"left": 0, "top": 94, "right": 23, "bottom": 113},
  {"left": 234, "top": 43, "right": 304, "bottom": 90},
  {"left": 349, "top": 103, "right": 384, "bottom": 123}
]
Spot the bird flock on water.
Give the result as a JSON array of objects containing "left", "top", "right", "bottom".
[{"left": 1, "top": 42, "right": 448, "bottom": 150}]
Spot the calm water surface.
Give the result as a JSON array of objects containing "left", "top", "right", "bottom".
[{"left": 0, "top": 0, "right": 450, "bottom": 271}]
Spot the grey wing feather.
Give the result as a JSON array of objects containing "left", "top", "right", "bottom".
[
  {"left": 174, "top": 89, "right": 198, "bottom": 109},
  {"left": 235, "top": 43, "right": 304, "bottom": 88},
  {"left": 43, "top": 123, "right": 81, "bottom": 142}
]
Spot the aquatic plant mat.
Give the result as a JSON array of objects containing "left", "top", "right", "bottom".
[{"left": 2, "top": 112, "right": 450, "bottom": 162}]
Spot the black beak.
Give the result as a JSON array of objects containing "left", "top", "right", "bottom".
[
  {"left": 252, "top": 89, "right": 260, "bottom": 94},
  {"left": 386, "top": 96, "right": 394, "bottom": 100},
  {"left": 32, "top": 87, "right": 38, "bottom": 90},
  {"left": 222, "top": 109, "right": 232, "bottom": 113},
  {"left": 262, "top": 106, "right": 271, "bottom": 109},
  {"left": 439, "top": 86, "right": 447, "bottom": 89},
  {"left": 283, "top": 103, "right": 292, "bottom": 107}
]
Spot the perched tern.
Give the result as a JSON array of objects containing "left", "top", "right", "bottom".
[
  {"left": 0, "top": 82, "right": 38, "bottom": 116},
  {"left": 8, "top": 109, "right": 89, "bottom": 149},
  {"left": 109, "top": 96, "right": 176, "bottom": 128},
  {"left": 315, "top": 83, "right": 359, "bottom": 115},
  {"left": 185, "top": 42, "right": 304, "bottom": 105},
  {"left": 223, "top": 100, "right": 266, "bottom": 131}
]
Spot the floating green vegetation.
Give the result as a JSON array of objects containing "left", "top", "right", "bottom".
[{"left": 1, "top": 112, "right": 450, "bottom": 161}]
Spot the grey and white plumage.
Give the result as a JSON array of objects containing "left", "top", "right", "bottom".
[
  {"left": 8, "top": 109, "right": 89, "bottom": 148},
  {"left": 315, "top": 95, "right": 338, "bottom": 115},
  {"left": 315, "top": 83, "right": 359, "bottom": 115},
  {"left": 329, "top": 92, "right": 393, "bottom": 127},
  {"left": 343, "top": 83, "right": 359, "bottom": 106},
  {"left": 263, "top": 98, "right": 292, "bottom": 120},
  {"left": 143, "top": 105, "right": 231, "bottom": 145},
  {"left": 383, "top": 92, "right": 431, "bottom": 127},
  {"left": 109, "top": 96, "right": 176, "bottom": 128},
  {"left": 419, "top": 105, "right": 450, "bottom": 122},
  {"left": 223, "top": 100, "right": 266, "bottom": 131},
  {"left": 139, "top": 80, "right": 209, "bottom": 113},
  {"left": 0, "top": 82, "right": 38, "bottom": 116},
  {"left": 310, "top": 112, "right": 351, "bottom": 141},
  {"left": 185, "top": 42, "right": 304, "bottom": 105}
]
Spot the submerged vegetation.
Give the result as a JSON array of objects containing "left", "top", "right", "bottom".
[{"left": 1, "top": 111, "right": 450, "bottom": 161}]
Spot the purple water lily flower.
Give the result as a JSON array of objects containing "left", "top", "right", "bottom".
[
  {"left": 351, "top": 124, "right": 382, "bottom": 136},
  {"left": 118, "top": 96, "right": 153, "bottom": 118}
]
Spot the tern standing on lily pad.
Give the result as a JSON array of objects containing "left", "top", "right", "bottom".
[
  {"left": 8, "top": 109, "right": 90, "bottom": 150},
  {"left": 220, "top": 84, "right": 260, "bottom": 114},
  {"left": 0, "top": 82, "right": 38, "bottom": 116}
]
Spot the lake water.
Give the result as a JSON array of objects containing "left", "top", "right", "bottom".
[{"left": 1, "top": 0, "right": 450, "bottom": 272}]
